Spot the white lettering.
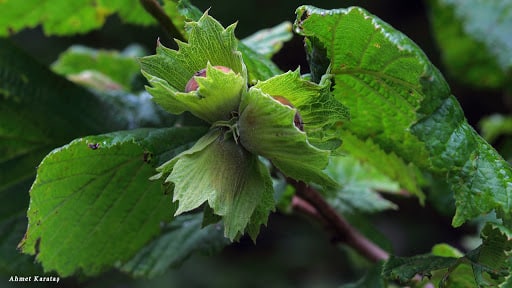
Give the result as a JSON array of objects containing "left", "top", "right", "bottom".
[
  {"left": 8, "top": 276, "right": 32, "bottom": 282},
  {"left": 32, "top": 275, "right": 60, "bottom": 282},
  {"left": 8, "top": 275, "right": 59, "bottom": 283}
]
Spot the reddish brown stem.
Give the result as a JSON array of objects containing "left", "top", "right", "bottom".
[
  {"left": 139, "top": 0, "right": 185, "bottom": 41},
  {"left": 290, "top": 180, "right": 389, "bottom": 262}
]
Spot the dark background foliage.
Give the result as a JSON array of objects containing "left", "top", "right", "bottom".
[{"left": 4, "top": 0, "right": 505, "bottom": 287}]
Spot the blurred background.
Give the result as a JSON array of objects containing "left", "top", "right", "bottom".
[{"left": 4, "top": 0, "right": 510, "bottom": 287}]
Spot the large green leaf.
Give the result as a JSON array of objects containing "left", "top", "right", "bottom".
[
  {"left": 428, "top": 0, "right": 512, "bottom": 89},
  {"left": 294, "top": 6, "right": 512, "bottom": 227},
  {"left": 0, "top": 0, "right": 155, "bottom": 36},
  {"left": 120, "top": 213, "right": 229, "bottom": 278},
  {"left": 0, "top": 39, "right": 131, "bottom": 274},
  {"left": 18, "top": 127, "right": 206, "bottom": 276}
]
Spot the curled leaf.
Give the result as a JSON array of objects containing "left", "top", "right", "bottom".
[{"left": 238, "top": 87, "right": 336, "bottom": 187}]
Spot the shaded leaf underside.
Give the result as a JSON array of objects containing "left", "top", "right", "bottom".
[{"left": 119, "top": 213, "right": 229, "bottom": 278}]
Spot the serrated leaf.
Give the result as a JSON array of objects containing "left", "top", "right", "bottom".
[
  {"left": 173, "top": 0, "right": 283, "bottom": 83},
  {"left": 384, "top": 251, "right": 476, "bottom": 288},
  {"left": 18, "top": 127, "right": 205, "bottom": 277},
  {"left": 383, "top": 254, "right": 458, "bottom": 284},
  {"left": 428, "top": 0, "right": 509, "bottom": 88},
  {"left": 253, "top": 70, "right": 349, "bottom": 150},
  {"left": 295, "top": 6, "right": 512, "bottom": 227},
  {"left": 238, "top": 87, "right": 336, "bottom": 187},
  {"left": 438, "top": 264, "right": 478, "bottom": 288},
  {"left": 119, "top": 213, "right": 229, "bottom": 278},
  {"left": 52, "top": 45, "right": 142, "bottom": 91},
  {"left": 140, "top": 12, "right": 245, "bottom": 90},
  {"left": 159, "top": 129, "right": 275, "bottom": 240},
  {"left": 466, "top": 224, "right": 512, "bottom": 286},
  {"left": 445, "top": 225, "right": 512, "bottom": 287},
  {"left": 325, "top": 155, "right": 399, "bottom": 214},
  {"left": 141, "top": 12, "right": 246, "bottom": 123},
  {"left": 0, "top": 0, "right": 155, "bottom": 36},
  {"left": 383, "top": 226, "right": 512, "bottom": 287},
  {"left": 242, "top": 22, "right": 293, "bottom": 58},
  {"left": 295, "top": 6, "right": 435, "bottom": 167},
  {"left": 245, "top": 180, "right": 276, "bottom": 241},
  {"left": 337, "top": 130, "right": 425, "bottom": 201}
]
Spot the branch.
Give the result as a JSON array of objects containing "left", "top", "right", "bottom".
[
  {"left": 139, "top": 0, "right": 185, "bottom": 41},
  {"left": 289, "top": 179, "right": 389, "bottom": 262}
]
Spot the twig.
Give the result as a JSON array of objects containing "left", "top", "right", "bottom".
[
  {"left": 139, "top": 0, "right": 185, "bottom": 41},
  {"left": 289, "top": 179, "right": 389, "bottom": 262},
  {"left": 292, "top": 196, "right": 322, "bottom": 221}
]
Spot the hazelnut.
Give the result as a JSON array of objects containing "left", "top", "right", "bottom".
[
  {"left": 185, "top": 65, "right": 233, "bottom": 92},
  {"left": 272, "top": 96, "right": 304, "bottom": 131}
]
